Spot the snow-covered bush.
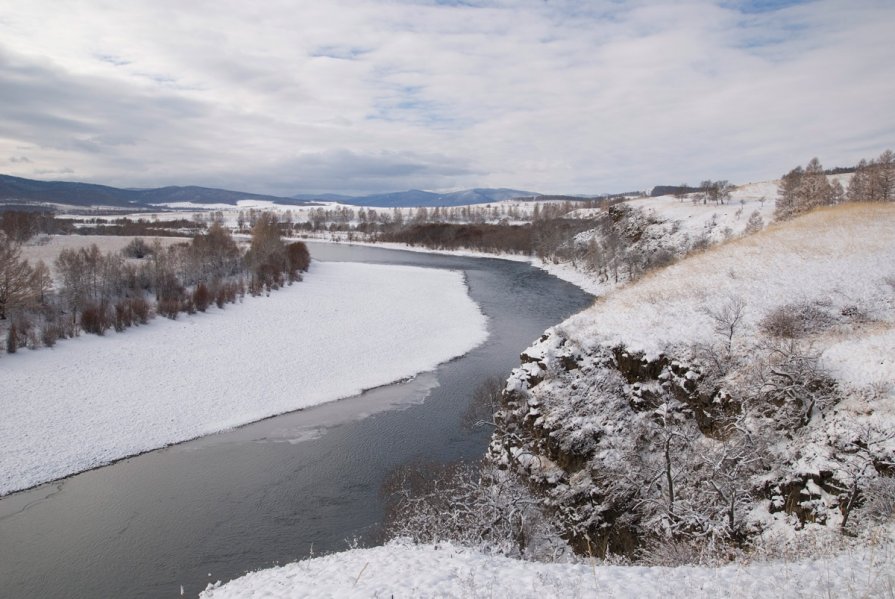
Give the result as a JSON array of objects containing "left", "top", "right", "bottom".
[{"left": 382, "top": 459, "right": 571, "bottom": 561}]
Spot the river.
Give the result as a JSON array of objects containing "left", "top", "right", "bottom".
[{"left": 0, "top": 243, "right": 593, "bottom": 598}]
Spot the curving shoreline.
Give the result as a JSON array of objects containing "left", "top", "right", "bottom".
[{"left": 0, "top": 260, "right": 488, "bottom": 497}]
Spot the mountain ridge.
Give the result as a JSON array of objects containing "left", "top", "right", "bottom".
[{"left": 0, "top": 174, "right": 314, "bottom": 209}]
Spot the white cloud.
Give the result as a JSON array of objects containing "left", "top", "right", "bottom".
[{"left": 0, "top": 0, "right": 892, "bottom": 195}]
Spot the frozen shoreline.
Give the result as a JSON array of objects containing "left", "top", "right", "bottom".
[
  {"left": 200, "top": 537, "right": 894, "bottom": 598},
  {"left": 0, "top": 260, "right": 489, "bottom": 496},
  {"left": 303, "top": 235, "right": 606, "bottom": 295}
]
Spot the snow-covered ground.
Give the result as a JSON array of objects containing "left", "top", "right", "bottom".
[
  {"left": 200, "top": 537, "right": 894, "bottom": 598},
  {"left": 19, "top": 234, "right": 186, "bottom": 274},
  {"left": 0, "top": 261, "right": 488, "bottom": 496},
  {"left": 561, "top": 202, "right": 895, "bottom": 363}
]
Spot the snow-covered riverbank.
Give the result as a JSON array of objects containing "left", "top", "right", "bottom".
[
  {"left": 305, "top": 236, "right": 606, "bottom": 295},
  {"left": 199, "top": 537, "right": 894, "bottom": 598},
  {"left": 0, "top": 260, "right": 488, "bottom": 496}
]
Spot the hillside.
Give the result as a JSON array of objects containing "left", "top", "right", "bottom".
[
  {"left": 494, "top": 203, "right": 895, "bottom": 555},
  {"left": 195, "top": 202, "right": 894, "bottom": 598}
]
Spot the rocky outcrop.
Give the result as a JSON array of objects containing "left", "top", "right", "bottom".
[{"left": 489, "top": 327, "right": 895, "bottom": 558}]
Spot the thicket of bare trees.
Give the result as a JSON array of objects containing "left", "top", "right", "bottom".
[
  {"left": 695, "top": 180, "right": 735, "bottom": 205},
  {"left": 1, "top": 212, "right": 311, "bottom": 356},
  {"left": 776, "top": 150, "right": 892, "bottom": 220},
  {"left": 848, "top": 149, "right": 895, "bottom": 202},
  {"left": 1, "top": 210, "right": 71, "bottom": 242},
  {"left": 0, "top": 233, "right": 44, "bottom": 322},
  {"left": 382, "top": 459, "right": 568, "bottom": 561}
]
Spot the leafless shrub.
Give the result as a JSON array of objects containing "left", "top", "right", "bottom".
[
  {"left": 462, "top": 376, "right": 506, "bottom": 430},
  {"left": 215, "top": 285, "right": 226, "bottom": 309},
  {"left": 130, "top": 297, "right": 150, "bottom": 324},
  {"left": 840, "top": 303, "right": 870, "bottom": 322},
  {"left": 752, "top": 340, "right": 839, "bottom": 428},
  {"left": 114, "top": 299, "right": 133, "bottom": 332},
  {"left": 637, "top": 535, "right": 738, "bottom": 567},
  {"left": 382, "top": 460, "right": 567, "bottom": 560},
  {"left": 181, "top": 295, "right": 196, "bottom": 315},
  {"left": 193, "top": 282, "right": 210, "bottom": 312},
  {"left": 647, "top": 248, "right": 675, "bottom": 271},
  {"left": 861, "top": 476, "right": 895, "bottom": 523},
  {"left": 122, "top": 237, "right": 153, "bottom": 259},
  {"left": 6, "top": 323, "right": 18, "bottom": 353},
  {"left": 690, "top": 232, "right": 711, "bottom": 252},
  {"left": 157, "top": 298, "right": 180, "bottom": 320},
  {"left": 759, "top": 302, "right": 833, "bottom": 339},
  {"left": 80, "top": 304, "right": 110, "bottom": 335},
  {"left": 41, "top": 322, "right": 60, "bottom": 347},
  {"left": 26, "top": 326, "right": 39, "bottom": 349}
]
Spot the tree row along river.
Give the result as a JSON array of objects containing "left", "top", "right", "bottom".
[{"left": 0, "top": 243, "right": 593, "bottom": 599}]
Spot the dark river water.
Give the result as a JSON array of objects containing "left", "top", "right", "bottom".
[{"left": 0, "top": 243, "right": 593, "bottom": 599}]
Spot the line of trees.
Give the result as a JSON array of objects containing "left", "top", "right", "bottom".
[
  {"left": 1, "top": 213, "right": 311, "bottom": 356},
  {"left": 240, "top": 198, "right": 609, "bottom": 237},
  {"left": 670, "top": 181, "right": 735, "bottom": 204},
  {"left": 775, "top": 150, "right": 893, "bottom": 220},
  {"left": 1, "top": 210, "right": 73, "bottom": 242}
]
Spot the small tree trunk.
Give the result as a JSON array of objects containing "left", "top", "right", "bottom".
[{"left": 665, "top": 436, "right": 675, "bottom": 515}]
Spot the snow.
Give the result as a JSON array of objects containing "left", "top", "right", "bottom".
[
  {"left": 151, "top": 199, "right": 289, "bottom": 210},
  {"left": 567, "top": 180, "right": 779, "bottom": 237},
  {"left": 200, "top": 538, "right": 894, "bottom": 599},
  {"left": 822, "top": 327, "right": 895, "bottom": 403},
  {"left": 561, "top": 203, "right": 895, "bottom": 360},
  {"left": 0, "top": 261, "right": 488, "bottom": 496},
  {"left": 494, "top": 202, "right": 895, "bottom": 552},
  {"left": 19, "top": 234, "right": 185, "bottom": 274}
]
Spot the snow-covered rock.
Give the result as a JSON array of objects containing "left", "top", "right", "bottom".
[{"left": 492, "top": 203, "right": 895, "bottom": 554}]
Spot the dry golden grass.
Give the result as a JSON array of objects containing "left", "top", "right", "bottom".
[
  {"left": 566, "top": 202, "right": 895, "bottom": 356},
  {"left": 624, "top": 203, "right": 895, "bottom": 301}
]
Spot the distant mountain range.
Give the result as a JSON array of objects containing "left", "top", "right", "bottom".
[
  {"left": 0, "top": 174, "right": 313, "bottom": 209},
  {"left": 0, "top": 173, "right": 541, "bottom": 210},
  {"left": 294, "top": 188, "right": 539, "bottom": 207}
]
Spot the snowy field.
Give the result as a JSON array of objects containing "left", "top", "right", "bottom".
[
  {"left": 200, "top": 538, "right": 894, "bottom": 598},
  {"left": 19, "top": 234, "right": 186, "bottom": 275},
  {"left": 0, "top": 261, "right": 488, "bottom": 496}
]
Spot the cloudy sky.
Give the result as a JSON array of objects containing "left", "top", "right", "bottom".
[{"left": 1, "top": 0, "right": 893, "bottom": 196}]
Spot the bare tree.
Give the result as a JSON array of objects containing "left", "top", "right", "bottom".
[
  {"left": 703, "top": 296, "right": 747, "bottom": 357},
  {"left": 0, "top": 232, "right": 35, "bottom": 320},
  {"left": 776, "top": 166, "right": 804, "bottom": 219},
  {"left": 246, "top": 212, "right": 286, "bottom": 292}
]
